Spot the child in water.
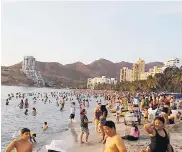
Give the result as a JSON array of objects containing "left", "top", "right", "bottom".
[
  {"left": 24, "top": 109, "right": 28, "bottom": 115},
  {"left": 30, "top": 132, "right": 37, "bottom": 143},
  {"left": 6, "top": 99, "right": 9, "bottom": 105},
  {"left": 32, "top": 108, "right": 37, "bottom": 116},
  {"left": 42, "top": 122, "right": 48, "bottom": 131}
]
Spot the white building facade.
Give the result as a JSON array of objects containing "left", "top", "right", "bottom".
[
  {"left": 21, "top": 56, "right": 45, "bottom": 87},
  {"left": 118, "top": 58, "right": 182, "bottom": 82},
  {"left": 87, "top": 76, "right": 117, "bottom": 89},
  {"left": 140, "top": 72, "right": 151, "bottom": 80},
  {"left": 120, "top": 67, "right": 133, "bottom": 82},
  {"left": 22, "top": 56, "right": 36, "bottom": 71},
  {"left": 162, "top": 58, "right": 182, "bottom": 71}
]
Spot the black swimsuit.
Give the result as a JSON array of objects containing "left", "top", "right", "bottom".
[{"left": 150, "top": 129, "right": 169, "bottom": 152}]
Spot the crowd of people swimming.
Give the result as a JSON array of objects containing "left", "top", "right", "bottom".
[{"left": 4, "top": 89, "right": 182, "bottom": 152}]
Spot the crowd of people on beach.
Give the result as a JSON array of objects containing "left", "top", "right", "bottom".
[{"left": 4, "top": 89, "right": 182, "bottom": 152}]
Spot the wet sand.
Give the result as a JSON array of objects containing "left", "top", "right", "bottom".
[
  {"left": 67, "top": 114, "right": 182, "bottom": 152},
  {"left": 37, "top": 112, "right": 182, "bottom": 152}
]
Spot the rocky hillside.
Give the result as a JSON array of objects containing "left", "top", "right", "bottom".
[
  {"left": 1, "top": 66, "right": 34, "bottom": 86},
  {"left": 1, "top": 59, "right": 164, "bottom": 87}
]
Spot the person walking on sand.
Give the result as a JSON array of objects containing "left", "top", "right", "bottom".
[
  {"left": 115, "top": 102, "right": 121, "bottom": 124},
  {"left": 103, "top": 121, "right": 127, "bottom": 152},
  {"left": 99, "top": 105, "right": 108, "bottom": 142},
  {"left": 80, "top": 109, "right": 92, "bottom": 144},
  {"left": 6, "top": 128, "right": 33, "bottom": 152}
]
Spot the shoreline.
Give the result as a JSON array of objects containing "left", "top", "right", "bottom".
[
  {"left": 36, "top": 113, "right": 182, "bottom": 152},
  {"left": 1, "top": 85, "right": 68, "bottom": 90}
]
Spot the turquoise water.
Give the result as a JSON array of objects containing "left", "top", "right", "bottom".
[{"left": 1, "top": 86, "right": 101, "bottom": 152}]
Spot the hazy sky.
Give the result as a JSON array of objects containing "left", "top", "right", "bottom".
[{"left": 1, "top": 1, "right": 182, "bottom": 66}]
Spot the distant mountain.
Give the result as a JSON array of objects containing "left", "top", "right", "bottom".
[
  {"left": 115, "top": 61, "right": 133, "bottom": 69},
  {"left": 65, "top": 62, "right": 91, "bottom": 74},
  {"left": 145, "top": 62, "right": 164, "bottom": 71},
  {"left": 87, "top": 58, "right": 120, "bottom": 78},
  {"left": 1, "top": 58, "right": 164, "bottom": 87}
]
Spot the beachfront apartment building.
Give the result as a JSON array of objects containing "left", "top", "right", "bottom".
[
  {"left": 119, "top": 58, "right": 145, "bottom": 82},
  {"left": 132, "top": 63, "right": 140, "bottom": 81},
  {"left": 120, "top": 67, "right": 133, "bottom": 82},
  {"left": 87, "top": 76, "right": 117, "bottom": 89},
  {"left": 136, "top": 58, "right": 145, "bottom": 75},
  {"left": 140, "top": 72, "right": 151, "bottom": 80},
  {"left": 162, "top": 58, "right": 182, "bottom": 70},
  {"left": 132, "top": 58, "right": 145, "bottom": 81},
  {"left": 120, "top": 57, "right": 182, "bottom": 81}
]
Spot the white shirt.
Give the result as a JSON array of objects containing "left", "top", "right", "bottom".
[
  {"left": 70, "top": 106, "right": 76, "bottom": 114},
  {"left": 133, "top": 98, "right": 139, "bottom": 105}
]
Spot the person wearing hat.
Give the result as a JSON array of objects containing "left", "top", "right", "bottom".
[{"left": 46, "top": 140, "right": 67, "bottom": 152}]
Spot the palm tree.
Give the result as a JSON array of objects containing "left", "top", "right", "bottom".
[
  {"left": 154, "top": 73, "right": 165, "bottom": 91},
  {"left": 146, "top": 75, "right": 157, "bottom": 91},
  {"left": 173, "top": 70, "right": 182, "bottom": 93}
]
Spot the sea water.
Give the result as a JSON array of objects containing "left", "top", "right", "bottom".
[{"left": 1, "top": 86, "right": 101, "bottom": 152}]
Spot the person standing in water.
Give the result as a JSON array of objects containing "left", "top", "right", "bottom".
[
  {"left": 19, "top": 99, "right": 24, "bottom": 109},
  {"left": 24, "top": 109, "right": 28, "bottom": 115},
  {"left": 6, "top": 99, "right": 9, "bottom": 105},
  {"left": 70, "top": 102, "right": 76, "bottom": 123},
  {"left": 60, "top": 98, "right": 65, "bottom": 111},
  {"left": 25, "top": 99, "right": 29, "bottom": 109},
  {"left": 30, "top": 132, "right": 37, "bottom": 143},
  {"left": 6, "top": 128, "right": 33, "bottom": 152},
  {"left": 42, "top": 122, "right": 48, "bottom": 131},
  {"left": 32, "top": 108, "right": 37, "bottom": 116}
]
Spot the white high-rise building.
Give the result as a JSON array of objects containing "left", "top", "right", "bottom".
[
  {"left": 120, "top": 67, "right": 133, "bottom": 82},
  {"left": 22, "top": 56, "right": 36, "bottom": 71},
  {"left": 164, "top": 58, "right": 181, "bottom": 68},
  {"left": 21, "top": 56, "right": 45, "bottom": 86}
]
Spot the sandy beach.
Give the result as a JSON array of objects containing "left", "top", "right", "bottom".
[{"left": 38, "top": 112, "right": 182, "bottom": 152}]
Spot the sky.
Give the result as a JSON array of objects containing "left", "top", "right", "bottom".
[{"left": 1, "top": 1, "right": 182, "bottom": 66}]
